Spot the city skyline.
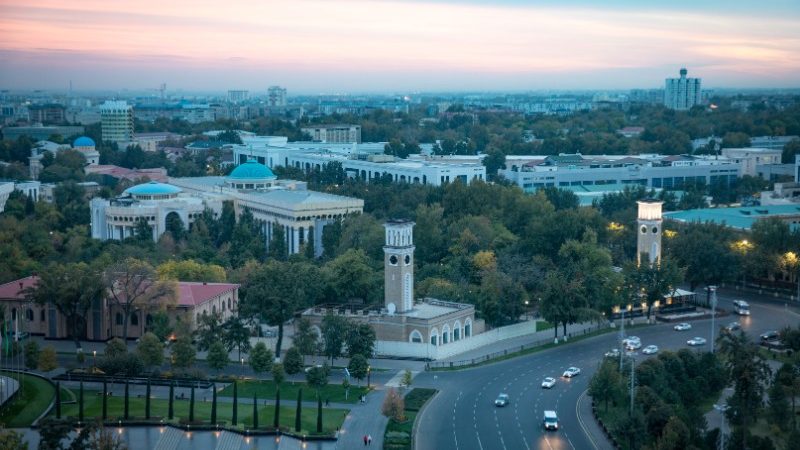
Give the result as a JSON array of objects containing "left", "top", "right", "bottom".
[{"left": 0, "top": 0, "right": 799, "bottom": 92}]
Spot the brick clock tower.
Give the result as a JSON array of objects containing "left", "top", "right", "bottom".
[
  {"left": 636, "top": 200, "right": 663, "bottom": 266},
  {"left": 384, "top": 220, "right": 415, "bottom": 315}
]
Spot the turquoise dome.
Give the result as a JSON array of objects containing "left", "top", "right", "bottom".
[
  {"left": 228, "top": 159, "right": 276, "bottom": 181},
  {"left": 124, "top": 181, "right": 182, "bottom": 196},
  {"left": 73, "top": 136, "right": 96, "bottom": 147}
]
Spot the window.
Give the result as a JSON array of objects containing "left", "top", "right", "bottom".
[
  {"left": 131, "top": 313, "right": 139, "bottom": 326},
  {"left": 26, "top": 308, "right": 34, "bottom": 321},
  {"left": 116, "top": 312, "right": 123, "bottom": 325},
  {"left": 410, "top": 330, "right": 423, "bottom": 343},
  {"left": 146, "top": 314, "right": 153, "bottom": 326},
  {"left": 40, "top": 310, "right": 45, "bottom": 321},
  {"left": 228, "top": 298, "right": 232, "bottom": 310}
]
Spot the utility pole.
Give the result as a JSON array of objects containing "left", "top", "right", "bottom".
[
  {"left": 629, "top": 356, "right": 635, "bottom": 416},
  {"left": 710, "top": 286, "right": 717, "bottom": 354}
]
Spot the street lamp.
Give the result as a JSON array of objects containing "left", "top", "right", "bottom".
[
  {"left": 367, "top": 366, "right": 371, "bottom": 388},
  {"left": 783, "top": 251, "right": 800, "bottom": 301},
  {"left": 93, "top": 350, "right": 97, "bottom": 371},
  {"left": 240, "top": 357, "right": 245, "bottom": 376},
  {"left": 731, "top": 239, "right": 754, "bottom": 288},
  {"left": 709, "top": 286, "right": 717, "bottom": 354}
]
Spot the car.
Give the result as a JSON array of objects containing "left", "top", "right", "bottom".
[
  {"left": 687, "top": 337, "right": 707, "bottom": 346},
  {"left": 543, "top": 410, "right": 559, "bottom": 430},
  {"left": 642, "top": 345, "right": 659, "bottom": 355},
  {"left": 760, "top": 331, "right": 780, "bottom": 342},
  {"left": 674, "top": 322, "right": 692, "bottom": 331},
  {"left": 724, "top": 322, "right": 741, "bottom": 332},
  {"left": 604, "top": 348, "right": 620, "bottom": 358},
  {"left": 624, "top": 337, "right": 642, "bottom": 351},
  {"left": 562, "top": 367, "right": 581, "bottom": 378},
  {"left": 541, "top": 377, "right": 557, "bottom": 389},
  {"left": 494, "top": 393, "right": 510, "bottom": 407}
]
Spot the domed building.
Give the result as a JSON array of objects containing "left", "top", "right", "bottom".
[
  {"left": 73, "top": 136, "right": 99, "bottom": 165},
  {"left": 92, "top": 159, "right": 364, "bottom": 257},
  {"left": 91, "top": 181, "right": 206, "bottom": 241}
]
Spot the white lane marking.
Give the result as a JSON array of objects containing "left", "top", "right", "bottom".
[
  {"left": 453, "top": 391, "right": 462, "bottom": 450},
  {"left": 576, "top": 389, "right": 600, "bottom": 450}
]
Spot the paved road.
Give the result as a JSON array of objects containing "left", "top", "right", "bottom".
[{"left": 412, "top": 293, "right": 800, "bottom": 450}]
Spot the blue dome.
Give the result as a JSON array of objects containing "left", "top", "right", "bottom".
[
  {"left": 228, "top": 159, "right": 276, "bottom": 180},
  {"left": 124, "top": 181, "right": 182, "bottom": 196},
  {"left": 73, "top": 136, "right": 96, "bottom": 147}
]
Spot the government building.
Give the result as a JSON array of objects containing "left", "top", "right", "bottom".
[{"left": 91, "top": 159, "right": 363, "bottom": 256}]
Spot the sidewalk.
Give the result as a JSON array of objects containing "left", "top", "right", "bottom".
[
  {"left": 579, "top": 389, "right": 616, "bottom": 450},
  {"left": 335, "top": 385, "right": 387, "bottom": 449}
]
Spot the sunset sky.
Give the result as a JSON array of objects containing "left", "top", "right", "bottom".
[{"left": 0, "top": 0, "right": 798, "bottom": 92}]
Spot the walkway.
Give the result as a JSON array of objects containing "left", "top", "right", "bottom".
[
  {"left": 0, "top": 375, "right": 20, "bottom": 406},
  {"left": 335, "top": 384, "right": 387, "bottom": 450}
]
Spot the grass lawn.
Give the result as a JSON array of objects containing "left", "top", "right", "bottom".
[
  {"left": 0, "top": 371, "right": 56, "bottom": 427},
  {"left": 536, "top": 320, "right": 554, "bottom": 332},
  {"left": 218, "top": 380, "right": 369, "bottom": 404},
  {"left": 55, "top": 391, "right": 348, "bottom": 435}
]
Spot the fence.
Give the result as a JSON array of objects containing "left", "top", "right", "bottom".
[{"left": 425, "top": 323, "right": 608, "bottom": 369}]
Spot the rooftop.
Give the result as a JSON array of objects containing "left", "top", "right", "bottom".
[
  {"left": 0, "top": 276, "right": 38, "bottom": 300},
  {"left": 664, "top": 204, "right": 800, "bottom": 230},
  {"left": 124, "top": 181, "right": 182, "bottom": 196},
  {"left": 177, "top": 282, "right": 239, "bottom": 307},
  {"left": 228, "top": 159, "right": 276, "bottom": 181}
]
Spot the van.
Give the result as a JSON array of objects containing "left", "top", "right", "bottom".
[{"left": 544, "top": 410, "right": 558, "bottom": 431}]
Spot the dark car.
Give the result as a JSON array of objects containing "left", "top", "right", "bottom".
[{"left": 760, "top": 331, "right": 780, "bottom": 342}]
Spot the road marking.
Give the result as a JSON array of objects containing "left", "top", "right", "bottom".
[
  {"left": 453, "top": 391, "right": 462, "bottom": 450},
  {"left": 576, "top": 389, "right": 600, "bottom": 450}
]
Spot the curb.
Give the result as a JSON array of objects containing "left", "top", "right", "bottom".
[{"left": 410, "top": 389, "right": 439, "bottom": 450}]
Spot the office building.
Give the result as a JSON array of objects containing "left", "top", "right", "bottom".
[
  {"left": 100, "top": 101, "right": 134, "bottom": 145},
  {"left": 750, "top": 136, "right": 799, "bottom": 150},
  {"left": 720, "top": 147, "right": 782, "bottom": 177},
  {"left": 267, "top": 86, "right": 287, "bottom": 107},
  {"left": 301, "top": 124, "right": 361, "bottom": 144},
  {"left": 1, "top": 125, "right": 85, "bottom": 141},
  {"left": 664, "top": 68, "right": 702, "bottom": 110},
  {"left": 28, "top": 104, "right": 66, "bottom": 124},
  {"left": 227, "top": 90, "right": 249, "bottom": 104}
]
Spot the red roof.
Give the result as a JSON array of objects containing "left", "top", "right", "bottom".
[
  {"left": 0, "top": 276, "right": 39, "bottom": 300},
  {"left": 176, "top": 282, "right": 239, "bottom": 307}
]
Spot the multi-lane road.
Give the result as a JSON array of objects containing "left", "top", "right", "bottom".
[{"left": 413, "top": 291, "right": 800, "bottom": 450}]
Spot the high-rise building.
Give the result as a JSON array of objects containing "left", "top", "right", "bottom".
[
  {"left": 100, "top": 101, "right": 134, "bottom": 145},
  {"left": 267, "top": 86, "right": 287, "bottom": 107},
  {"left": 227, "top": 90, "right": 249, "bottom": 104},
  {"left": 664, "top": 68, "right": 702, "bottom": 110}
]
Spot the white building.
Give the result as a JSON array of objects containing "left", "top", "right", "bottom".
[
  {"left": 301, "top": 124, "right": 361, "bottom": 143},
  {"left": 0, "top": 181, "right": 13, "bottom": 213},
  {"left": 267, "top": 86, "right": 287, "bottom": 107},
  {"left": 91, "top": 160, "right": 363, "bottom": 256},
  {"left": 232, "top": 140, "right": 486, "bottom": 186},
  {"left": 227, "top": 90, "right": 249, "bottom": 104},
  {"left": 664, "top": 68, "right": 702, "bottom": 111},
  {"left": 500, "top": 153, "right": 740, "bottom": 192},
  {"left": 750, "top": 136, "right": 799, "bottom": 150},
  {"left": 100, "top": 101, "right": 134, "bottom": 145},
  {"left": 720, "top": 147, "right": 782, "bottom": 177}
]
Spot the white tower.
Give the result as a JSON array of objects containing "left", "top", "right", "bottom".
[
  {"left": 384, "top": 220, "right": 415, "bottom": 315},
  {"left": 637, "top": 200, "right": 663, "bottom": 266}
]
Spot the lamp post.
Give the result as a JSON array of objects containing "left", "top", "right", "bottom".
[
  {"left": 783, "top": 252, "right": 799, "bottom": 301},
  {"left": 93, "top": 350, "right": 97, "bottom": 371},
  {"left": 240, "top": 357, "right": 245, "bottom": 376},
  {"left": 709, "top": 286, "right": 717, "bottom": 354},
  {"left": 367, "top": 366, "right": 371, "bottom": 388},
  {"left": 732, "top": 239, "right": 753, "bottom": 288}
]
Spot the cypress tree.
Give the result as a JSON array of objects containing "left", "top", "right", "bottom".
[
  {"left": 232, "top": 381, "right": 238, "bottom": 426},
  {"left": 168, "top": 382, "right": 174, "bottom": 420},
  {"left": 211, "top": 384, "right": 217, "bottom": 425},
  {"left": 55, "top": 381, "right": 61, "bottom": 419},
  {"left": 253, "top": 393, "right": 258, "bottom": 429},
  {"left": 124, "top": 380, "right": 130, "bottom": 420},
  {"left": 273, "top": 388, "right": 280, "bottom": 429},
  {"left": 102, "top": 380, "right": 108, "bottom": 420},
  {"left": 189, "top": 385, "right": 195, "bottom": 423},
  {"left": 145, "top": 378, "right": 151, "bottom": 419},
  {"left": 316, "top": 393, "right": 322, "bottom": 433},
  {"left": 295, "top": 388, "right": 302, "bottom": 432},
  {"left": 78, "top": 381, "right": 84, "bottom": 423}
]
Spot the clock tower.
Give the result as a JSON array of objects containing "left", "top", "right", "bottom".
[
  {"left": 384, "top": 220, "right": 415, "bottom": 315},
  {"left": 637, "top": 200, "right": 663, "bottom": 266}
]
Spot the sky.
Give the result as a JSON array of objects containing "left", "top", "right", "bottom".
[{"left": 0, "top": 0, "right": 798, "bottom": 93}]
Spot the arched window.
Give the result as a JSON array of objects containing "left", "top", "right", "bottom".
[
  {"left": 409, "top": 330, "right": 423, "bottom": 343},
  {"left": 40, "top": 310, "right": 45, "bottom": 322},
  {"left": 131, "top": 313, "right": 139, "bottom": 326},
  {"left": 11, "top": 308, "right": 16, "bottom": 321},
  {"left": 116, "top": 312, "right": 123, "bottom": 325},
  {"left": 212, "top": 305, "right": 216, "bottom": 315},
  {"left": 453, "top": 320, "right": 461, "bottom": 341},
  {"left": 430, "top": 328, "right": 439, "bottom": 346},
  {"left": 228, "top": 298, "right": 232, "bottom": 310},
  {"left": 442, "top": 325, "right": 450, "bottom": 344},
  {"left": 26, "top": 308, "right": 34, "bottom": 321},
  {"left": 465, "top": 319, "right": 472, "bottom": 337}
]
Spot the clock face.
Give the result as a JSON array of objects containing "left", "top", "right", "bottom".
[
  {"left": 389, "top": 255, "right": 398, "bottom": 265},
  {"left": 404, "top": 255, "right": 411, "bottom": 265},
  {"left": 652, "top": 226, "right": 658, "bottom": 234},
  {"left": 640, "top": 225, "right": 647, "bottom": 234}
]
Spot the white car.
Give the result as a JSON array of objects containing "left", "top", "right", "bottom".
[
  {"left": 541, "top": 377, "right": 557, "bottom": 389},
  {"left": 604, "top": 348, "right": 620, "bottom": 358},
  {"left": 495, "top": 393, "right": 510, "bottom": 407},
  {"left": 623, "top": 337, "right": 641, "bottom": 351},
  {"left": 687, "top": 337, "right": 707, "bottom": 346},
  {"left": 562, "top": 367, "right": 581, "bottom": 378},
  {"left": 642, "top": 345, "right": 659, "bottom": 355},
  {"left": 674, "top": 322, "right": 692, "bottom": 331}
]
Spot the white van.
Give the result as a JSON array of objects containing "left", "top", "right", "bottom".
[{"left": 544, "top": 410, "right": 559, "bottom": 430}]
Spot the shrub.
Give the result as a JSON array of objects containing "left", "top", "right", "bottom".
[
  {"left": 24, "top": 340, "right": 40, "bottom": 369},
  {"left": 97, "top": 353, "right": 143, "bottom": 377},
  {"left": 38, "top": 346, "right": 58, "bottom": 372},
  {"left": 381, "top": 388, "right": 406, "bottom": 422}
]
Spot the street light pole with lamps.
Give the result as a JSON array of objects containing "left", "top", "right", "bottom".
[{"left": 709, "top": 286, "right": 717, "bottom": 354}]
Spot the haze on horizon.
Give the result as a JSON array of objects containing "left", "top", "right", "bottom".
[{"left": 0, "top": 0, "right": 798, "bottom": 93}]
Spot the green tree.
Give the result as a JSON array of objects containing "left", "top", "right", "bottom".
[
  {"left": 148, "top": 311, "right": 172, "bottom": 341},
  {"left": 305, "top": 364, "right": 330, "bottom": 391},
  {"left": 0, "top": 428, "right": 27, "bottom": 450},
  {"left": 323, "top": 249, "right": 377, "bottom": 303},
  {"left": 206, "top": 341, "right": 229, "bottom": 373},
  {"left": 348, "top": 354, "right": 369, "bottom": 385},
  {"left": 194, "top": 312, "right": 224, "bottom": 352},
  {"left": 283, "top": 347, "right": 303, "bottom": 375},
  {"left": 38, "top": 346, "right": 58, "bottom": 372},
  {"left": 171, "top": 334, "right": 196, "bottom": 369},
  {"left": 345, "top": 322, "right": 376, "bottom": 359},
  {"left": 589, "top": 360, "right": 623, "bottom": 412},
  {"left": 267, "top": 222, "right": 288, "bottom": 261},
  {"left": 293, "top": 317, "right": 319, "bottom": 357},
  {"left": 295, "top": 388, "right": 303, "bottom": 432},
  {"left": 321, "top": 314, "right": 349, "bottom": 363},
  {"left": 222, "top": 314, "right": 251, "bottom": 362},
  {"left": 136, "top": 332, "right": 164, "bottom": 369},
  {"left": 24, "top": 340, "right": 39, "bottom": 370},
  {"left": 624, "top": 257, "right": 683, "bottom": 320},
  {"left": 668, "top": 222, "right": 737, "bottom": 292},
  {"left": 231, "top": 381, "right": 238, "bottom": 425},
  {"left": 316, "top": 394, "right": 323, "bottom": 433},
  {"left": 156, "top": 259, "right": 226, "bottom": 282},
  {"left": 249, "top": 342, "right": 273, "bottom": 376},
  {"left": 400, "top": 369, "right": 413, "bottom": 391}
]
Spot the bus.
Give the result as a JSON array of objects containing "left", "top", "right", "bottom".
[{"left": 732, "top": 300, "right": 750, "bottom": 316}]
